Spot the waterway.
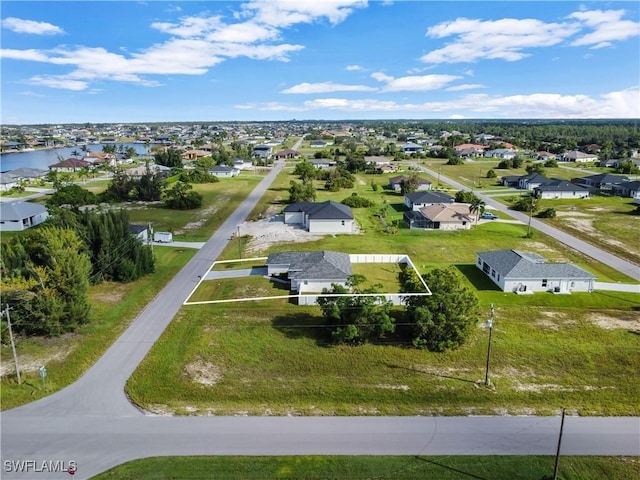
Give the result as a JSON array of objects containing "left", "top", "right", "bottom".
[{"left": 0, "top": 143, "right": 149, "bottom": 172}]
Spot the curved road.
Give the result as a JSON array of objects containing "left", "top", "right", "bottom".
[
  {"left": 415, "top": 164, "right": 640, "bottom": 281},
  {"left": 1, "top": 156, "right": 639, "bottom": 479}
]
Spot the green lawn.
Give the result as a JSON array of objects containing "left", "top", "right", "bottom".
[
  {"left": 93, "top": 455, "right": 640, "bottom": 480},
  {"left": 0, "top": 247, "right": 195, "bottom": 411},
  {"left": 126, "top": 292, "right": 640, "bottom": 416}
]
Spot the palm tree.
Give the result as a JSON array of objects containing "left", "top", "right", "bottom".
[
  {"left": 71, "top": 149, "right": 80, "bottom": 158},
  {"left": 469, "top": 198, "right": 486, "bottom": 226}
]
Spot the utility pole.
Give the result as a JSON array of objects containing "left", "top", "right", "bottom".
[
  {"left": 484, "top": 303, "right": 495, "bottom": 387},
  {"left": 3, "top": 305, "right": 21, "bottom": 384},
  {"left": 553, "top": 407, "right": 567, "bottom": 480},
  {"left": 527, "top": 195, "right": 535, "bottom": 237}
]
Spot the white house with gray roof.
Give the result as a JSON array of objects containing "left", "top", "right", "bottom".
[
  {"left": 266, "top": 251, "right": 352, "bottom": 293},
  {"left": 283, "top": 200, "right": 354, "bottom": 233},
  {"left": 476, "top": 250, "right": 595, "bottom": 294},
  {"left": 0, "top": 201, "right": 49, "bottom": 231}
]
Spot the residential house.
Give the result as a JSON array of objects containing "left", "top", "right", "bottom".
[
  {"left": 610, "top": 180, "right": 640, "bottom": 202},
  {"left": 182, "top": 149, "right": 210, "bottom": 161},
  {"left": 400, "top": 142, "right": 424, "bottom": 155},
  {"left": 404, "top": 191, "right": 455, "bottom": 210},
  {"left": 517, "top": 173, "right": 550, "bottom": 190},
  {"left": 274, "top": 148, "right": 299, "bottom": 160},
  {"left": 561, "top": 150, "right": 598, "bottom": 163},
  {"left": 484, "top": 148, "right": 516, "bottom": 160},
  {"left": 389, "top": 175, "right": 432, "bottom": 192},
  {"left": 533, "top": 179, "right": 590, "bottom": 199},
  {"left": 129, "top": 224, "right": 149, "bottom": 242},
  {"left": 283, "top": 200, "right": 354, "bottom": 234},
  {"left": 308, "top": 158, "right": 337, "bottom": 169},
  {"left": 48, "top": 158, "right": 92, "bottom": 172},
  {"left": 310, "top": 140, "right": 329, "bottom": 148},
  {"left": 0, "top": 172, "right": 19, "bottom": 191},
  {"left": 501, "top": 175, "right": 522, "bottom": 188},
  {"left": 454, "top": 143, "right": 485, "bottom": 157},
  {"left": 476, "top": 250, "right": 595, "bottom": 293},
  {"left": 252, "top": 144, "right": 273, "bottom": 159},
  {"left": 7, "top": 167, "right": 47, "bottom": 182},
  {"left": 233, "top": 158, "right": 254, "bottom": 170},
  {"left": 0, "top": 201, "right": 49, "bottom": 231},
  {"left": 365, "top": 156, "right": 392, "bottom": 170},
  {"left": 536, "top": 151, "right": 556, "bottom": 161},
  {"left": 266, "top": 250, "right": 352, "bottom": 294},
  {"left": 571, "top": 173, "right": 630, "bottom": 192},
  {"left": 404, "top": 203, "right": 473, "bottom": 230},
  {"left": 209, "top": 165, "right": 240, "bottom": 178}
]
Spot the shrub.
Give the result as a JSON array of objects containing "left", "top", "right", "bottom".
[
  {"left": 537, "top": 207, "right": 557, "bottom": 218},
  {"left": 341, "top": 193, "right": 375, "bottom": 208}
]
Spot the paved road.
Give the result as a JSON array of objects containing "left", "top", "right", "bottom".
[
  {"left": 414, "top": 164, "right": 640, "bottom": 281},
  {"left": 2, "top": 157, "right": 638, "bottom": 480}
]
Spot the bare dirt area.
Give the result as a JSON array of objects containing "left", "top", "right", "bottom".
[
  {"left": 184, "top": 357, "right": 222, "bottom": 386},
  {"left": 587, "top": 312, "right": 640, "bottom": 331},
  {"left": 175, "top": 200, "right": 224, "bottom": 234},
  {"left": 1, "top": 335, "right": 77, "bottom": 377},
  {"left": 238, "top": 215, "right": 326, "bottom": 254}
]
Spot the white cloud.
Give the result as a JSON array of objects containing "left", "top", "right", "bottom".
[
  {"left": 346, "top": 64, "right": 363, "bottom": 71},
  {"left": 281, "top": 82, "right": 376, "bottom": 94},
  {"left": 4, "top": 1, "right": 365, "bottom": 91},
  {"left": 1, "top": 17, "right": 64, "bottom": 35},
  {"left": 239, "top": 87, "right": 640, "bottom": 118},
  {"left": 569, "top": 9, "right": 640, "bottom": 48},
  {"left": 422, "top": 17, "right": 580, "bottom": 64},
  {"left": 445, "top": 84, "right": 486, "bottom": 92},
  {"left": 372, "top": 72, "right": 461, "bottom": 91},
  {"left": 28, "top": 75, "right": 88, "bottom": 91}
]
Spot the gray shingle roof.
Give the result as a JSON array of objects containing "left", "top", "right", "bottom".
[
  {"left": 477, "top": 250, "right": 595, "bottom": 280},
  {"left": 534, "top": 180, "right": 589, "bottom": 192},
  {"left": 0, "top": 201, "right": 48, "bottom": 221},
  {"left": 284, "top": 200, "right": 353, "bottom": 220},
  {"left": 267, "top": 251, "right": 352, "bottom": 281},
  {"left": 405, "top": 191, "right": 454, "bottom": 204}
]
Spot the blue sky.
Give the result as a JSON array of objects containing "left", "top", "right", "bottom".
[{"left": 1, "top": 1, "right": 639, "bottom": 124}]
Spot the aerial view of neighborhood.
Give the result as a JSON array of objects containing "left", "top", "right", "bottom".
[{"left": 1, "top": 1, "right": 639, "bottom": 480}]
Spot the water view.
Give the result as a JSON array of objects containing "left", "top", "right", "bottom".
[{"left": 0, "top": 143, "right": 149, "bottom": 172}]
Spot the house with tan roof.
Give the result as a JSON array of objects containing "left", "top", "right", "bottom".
[{"left": 404, "top": 203, "right": 473, "bottom": 230}]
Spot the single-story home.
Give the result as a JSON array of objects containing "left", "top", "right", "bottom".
[
  {"left": 389, "top": 175, "right": 432, "bottom": 192},
  {"left": 610, "top": 180, "right": 640, "bottom": 200},
  {"left": 308, "top": 158, "right": 337, "bottom": 169},
  {"left": 401, "top": 142, "right": 424, "bottom": 155},
  {"left": 533, "top": 180, "right": 590, "bottom": 199},
  {"left": 484, "top": 148, "right": 516, "bottom": 159},
  {"left": 404, "top": 191, "right": 455, "bottom": 210},
  {"left": 571, "top": 173, "right": 630, "bottom": 192},
  {"left": 233, "top": 158, "right": 254, "bottom": 170},
  {"left": 536, "top": 151, "right": 556, "bottom": 161},
  {"left": 252, "top": 144, "right": 272, "bottom": 159},
  {"left": 517, "top": 173, "right": 550, "bottom": 190},
  {"left": 48, "top": 158, "right": 92, "bottom": 172},
  {"left": 182, "top": 149, "right": 211, "bottom": 160},
  {"left": 209, "top": 165, "right": 240, "bottom": 177},
  {"left": 129, "top": 224, "right": 149, "bottom": 242},
  {"left": 310, "top": 140, "right": 329, "bottom": 148},
  {"left": 6, "top": 167, "right": 47, "bottom": 181},
  {"left": 0, "top": 201, "right": 49, "bottom": 231},
  {"left": 266, "top": 250, "right": 352, "bottom": 294},
  {"left": 405, "top": 203, "right": 473, "bottom": 230},
  {"left": 561, "top": 150, "right": 599, "bottom": 163},
  {"left": 476, "top": 250, "right": 595, "bottom": 293},
  {"left": 283, "top": 200, "right": 354, "bottom": 234},
  {"left": 274, "top": 149, "right": 299, "bottom": 160},
  {"left": 0, "top": 172, "right": 19, "bottom": 191}
]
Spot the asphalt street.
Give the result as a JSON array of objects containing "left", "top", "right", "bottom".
[{"left": 1, "top": 153, "right": 638, "bottom": 479}]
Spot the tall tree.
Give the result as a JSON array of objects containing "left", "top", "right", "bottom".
[
  {"left": 469, "top": 198, "right": 486, "bottom": 226},
  {"left": 403, "top": 267, "right": 479, "bottom": 352}
]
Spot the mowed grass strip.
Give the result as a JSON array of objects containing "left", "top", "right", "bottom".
[
  {"left": 93, "top": 455, "right": 640, "bottom": 480},
  {"left": 126, "top": 299, "right": 640, "bottom": 416},
  {"left": 0, "top": 247, "right": 195, "bottom": 411}
]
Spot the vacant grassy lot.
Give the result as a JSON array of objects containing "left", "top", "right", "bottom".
[
  {"left": 126, "top": 288, "right": 640, "bottom": 416},
  {"left": 94, "top": 455, "right": 640, "bottom": 480},
  {"left": 0, "top": 247, "right": 195, "bottom": 411}
]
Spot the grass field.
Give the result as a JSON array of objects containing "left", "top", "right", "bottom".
[
  {"left": 0, "top": 247, "right": 195, "bottom": 411},
  {"left": 93, "top": 455, "right": 640, "bottom": 480},
  {"left": 126, "top": 289, "right": 640, "bottom": 416}
]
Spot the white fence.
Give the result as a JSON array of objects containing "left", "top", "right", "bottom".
[
  {"left": 349, "top": 254, "right": 408, "bottom": 264},
  {"left": 593, "top": 282, "right": 640, "bottom": 293}
]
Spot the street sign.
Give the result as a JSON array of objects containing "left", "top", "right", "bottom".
[{"left": 39, "top": 366, "right": 47, "bottom": 378}]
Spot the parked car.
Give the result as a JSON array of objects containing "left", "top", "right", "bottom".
[{"left": 480, "top": 212, "right": 499, "bottom": 220}]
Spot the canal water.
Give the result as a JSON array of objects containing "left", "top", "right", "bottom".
[{"left": 0, "top": 144, "right": 149, "bottom": 172}]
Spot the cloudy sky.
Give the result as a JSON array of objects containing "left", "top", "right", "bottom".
[{"left": 1, "top": 1, "right": 639, "bottom": 124}]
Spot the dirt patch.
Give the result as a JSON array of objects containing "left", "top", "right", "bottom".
[
  {"left": 238, "top": 215, "right": 344, "bottom": 254},
  {"left": 555, "top": 211, "right": 591, "bottom": 217},
  {"left": 522, "top": 241, "right": 558, "bottom": 254},
  {"left": 175, "top": 199, "right": 225, "bottom": 234},
  {"left": 90, "top": 282, "right": 128, "bottom": 304},
  {"left": 587, "top": 312, "right": 640, "bottom": 331},
  {"left": 375, "top": 384, "right": 410, "bottom": 391},
  {"left": 1, "top": 340, "right": 76, "bottom": 377},
  {"left": 184, "top": 358, "right": 222, "bottom": 385}
]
